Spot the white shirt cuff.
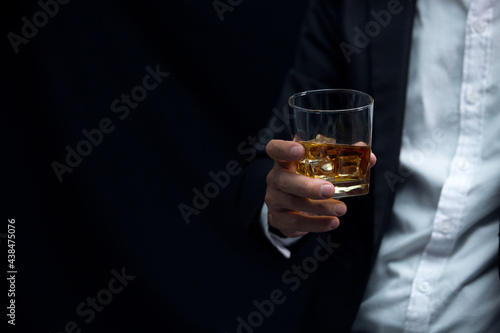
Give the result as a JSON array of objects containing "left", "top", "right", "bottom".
[{"left": 259, "top": 203, "right": 304, "bottom": 259}]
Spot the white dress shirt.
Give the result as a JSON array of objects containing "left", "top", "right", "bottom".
[
  {"left": 262, "top": 0, "right": 500, "bottom": 331},
  {"left": 352, "top": 0, "right": 500, "bottom": 332}
]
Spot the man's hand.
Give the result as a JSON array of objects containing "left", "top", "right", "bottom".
[{"left": 265, "top": 139, "right": 376, "bottom": 238}]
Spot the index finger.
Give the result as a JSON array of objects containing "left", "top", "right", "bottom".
[{"left": 266, "top": 139, "right": 305, "bottom": 162}]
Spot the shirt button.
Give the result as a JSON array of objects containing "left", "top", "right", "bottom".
[
  {"left": 466, "top": 91, "right": 480, "bottom": 105},
  {"left": 458, "top": 159, "right": 470, "bottom": 171},
  {"left": 419, "top": 281, "right": 431, "bottom": 293},
  {"left": 474, "top": 20, "right": 487, "bottom": 33},
  {"left": 440, "top": 220, "right": 453, "bottom": 234}
]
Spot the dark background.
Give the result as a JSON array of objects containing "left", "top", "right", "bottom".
[{"left": 1, "top": 0, "right": 318, "bottom": 332}]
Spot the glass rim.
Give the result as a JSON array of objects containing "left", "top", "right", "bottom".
[{"left": 288, "top": 88, "right": 374, "bottom": 113}]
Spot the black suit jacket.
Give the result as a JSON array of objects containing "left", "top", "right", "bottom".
[{"left": 237, "top": 0, "right": 500, "bottom": 331}]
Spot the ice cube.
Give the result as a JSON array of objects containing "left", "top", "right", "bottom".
[
  {"left": 337, "top": 155, "right": 361, "bottom": 179},
  {"left": 320, "top": 161, "right": 333, "bottom": 173},
  {"left": 298, "top": 156, "right": 335, "bottom": 180},
  {"left": 314, "top": 134, "right": 336, "bottom": 144}
]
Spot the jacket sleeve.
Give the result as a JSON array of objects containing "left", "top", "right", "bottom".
[{"left": 235, "top": 0, "right": 361, "bottom": 246}]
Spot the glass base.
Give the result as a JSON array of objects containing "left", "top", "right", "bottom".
[{"left": 332, "top": 183, "right": 369, "bottom": 198}]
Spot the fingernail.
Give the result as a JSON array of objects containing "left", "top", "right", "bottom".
[
  {"left": 330, "top": 220, "right": 340, "bottom": 229},
  {"left": 335, "top": 204, "right": 347, "bottom": 216},
  {"left": 290, "top": 146, "right": 302, "bottom": 158},
  {"left": 320, "top": 184, "right": 335, "bottom": 197}
]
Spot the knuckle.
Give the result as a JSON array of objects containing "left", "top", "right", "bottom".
[
  {"left": 265, "top": 141, "right": 273, "bottom": 156},
  {"left": 303, "top": 179, "right": 320, "bottom": 198},
  {"left": 266, "top": 168, "right": 281, "bottom": 189},
  {"left": 274, "top": 172, "right": 288, "bottom": 192},
  {"left": 266, "top": 171, "right": 274, "bottom": 186},
  {"left": 264, "top": 191, "right": 277, "bottom": 209},
  {"left": 265, "top": 139, "right": 279, "bottom": 157},
  {"left": 270, "top": 214, "right": 292, "bottom": 235},
  {"left": 287, "top": 213, "right": 303, "bottom": 231},
  {"left": 266, "top": 165, "right": 283, "bottom": 188},
  {"left": 317, "top": 200, "right": 336, "bottom": 215},
  {"left": 288, "top": 195, "right": 302, "bottom": 209}
]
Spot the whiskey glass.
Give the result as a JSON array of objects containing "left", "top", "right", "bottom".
[{"left": 288, "top": 89, "right": 373, "bottom": 198}]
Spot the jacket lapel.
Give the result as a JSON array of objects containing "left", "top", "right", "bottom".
[{"left": 367, "top": 0, "right": 417, "bottom": 250}]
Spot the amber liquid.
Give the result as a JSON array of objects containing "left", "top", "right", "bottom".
[{"left": 297, "top": 140, "right": 370, "bottom": 197}]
